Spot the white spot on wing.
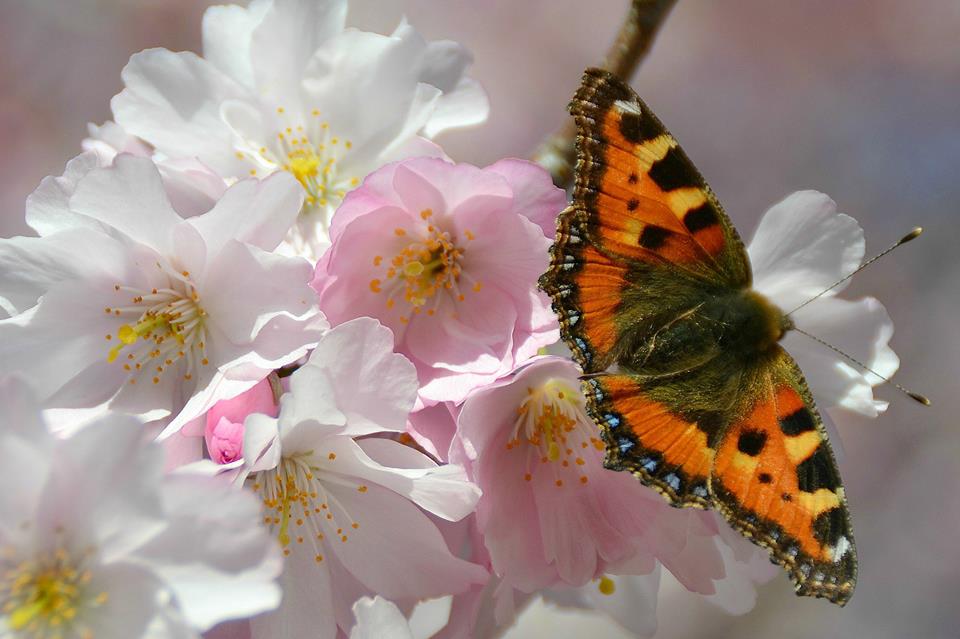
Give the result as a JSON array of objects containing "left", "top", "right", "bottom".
[
  {"left": 614, "top": 99, "right": 642, "bottom": 115},
  {"left": 832, "top": 535, "right": 851, "bottom": 562}
]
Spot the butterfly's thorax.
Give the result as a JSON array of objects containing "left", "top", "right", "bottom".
[{"left": 616, "top": 286, "right": 789, "bottom": 379}]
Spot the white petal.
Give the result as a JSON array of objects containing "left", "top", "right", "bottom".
[
  {"left": 131, "top": 474, "right": 283, "bottom": 630},
  {"left": 324, "top": 480, "right": 485, "bottom": 599},
  {"left": 0, "top": 232, "right": 98, "bottom": 317},
  {"left": 350, "top": 597, "right": 414, "bottom": 639},
  {"left": 201, "top": 241, "right": 316, "bottom": 343},
  {"left": 0, "top": 378, "right": 52, "bottom": 540},
  {"left": 352, "top": 437, "right": 480, "bottom": 521},
  {"left": 189, "top": 172, "right": 303, "bottom": 254},
  {"left": 582, "top": 569, "right": 660, "bottom": 638},
  {"left": 304, "top": 317, "right": 417, "bottom": 436},
  {"left": 243, "top": 413, "right": 283, "bottom": 473},
  {"left": 249, "top": 0, "right": 347, "bottom": 100},
  {"left": 113, "top": 49, "right": 248, "bottom": 175},
  {"left": 69, "top": 155, "right": 182, "bottom": 253},
  {"left": 282, "top": 361, "right": 346, "bottom": 435},
  {"left": 749, "top": 190, "right": 864, "bottom": 310},
  {"left": 202, "top": 2, "right": 270, "bottom": 88},
  {"left": 250, "top": 538, "right": 336, "bottom": 639},
  {"left": 0, "top": 281, "right": 129, "bottom": 405},
  {"left": 786, "top": 296, "right": 898, "bottom": 416},
  {"left": 24, "top": 151, "right": 104, "bottom": 236},
  {"left": 83, "top": 563, "right": 171, "bottom": 639}
]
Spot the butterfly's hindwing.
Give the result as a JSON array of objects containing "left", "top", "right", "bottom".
[
  {"left": 583, "top": 374, "right": 716, "bottom": 508},
  {"left": 711, "top": 348, "right": 857, "bottom": 605}
]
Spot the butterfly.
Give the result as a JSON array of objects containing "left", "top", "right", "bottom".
[{"left": 538, "top": 68, "right": 857, "bottom": 605}]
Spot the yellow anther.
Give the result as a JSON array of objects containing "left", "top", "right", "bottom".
[{"left": 598, "top": 576, "right": 616, "bottom": 595}]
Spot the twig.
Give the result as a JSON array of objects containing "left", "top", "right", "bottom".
[{"left": 532, "top": 0, "right": 678, "bottom": 188}]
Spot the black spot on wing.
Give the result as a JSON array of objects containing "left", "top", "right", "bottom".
[
  {"left": 683, "top": 203, "right": 719, "bottom": 234},
  {"left": 648, "top": 146, "right": 699, "bottom": 192},
  {"left": 796, "top": 445, "right": 841, "bottom": 492},
  {"left": 618, "top": 109, "right": 661, "bottom": 144},
  {"left": 737, "top": 430, "right": 767, "bottom": 456},
  {"left": 780, "top": 407, "right": 816, "bottom": 436},
  {"left": 812, "top": 507, "right": 846, "bottom": 546},
  {"left": 626, "top": 198, "right": 639, "bottom": 211},
  {"left": 758, "top": 472, "right": 773, "bottom": 484},
  {"left": 639, "top": 226, "right": 670, "bottom": 250}
]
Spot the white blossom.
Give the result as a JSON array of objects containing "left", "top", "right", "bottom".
[
  {"left": 0, "top": 377, "right": 282, "bottom": 638},
  {"left": 0, "top": 154, "right": 327, "bottom": 433},
  {"left": 112, "top": 0, "right": 488, "bottom": 259}
]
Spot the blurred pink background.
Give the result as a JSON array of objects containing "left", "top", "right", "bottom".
[{"left": 2, "top": 1, "right": 958, "bottom": 637}]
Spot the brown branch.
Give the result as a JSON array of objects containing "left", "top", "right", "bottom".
[{"left": 532, "top": 0, "right": 678, "bottom": 188}]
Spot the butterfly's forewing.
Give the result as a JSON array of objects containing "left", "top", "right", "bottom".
[
  {"left": 569, "top": 67, "right": 751, "bottom": 287},
  {"left": 540, "top": 68, "right": 753, "bottom": 372},
  {"left": 711, "top": 348, "right": 857, "bottom": 605},
  {"left": 539, "top": 208, "right": 629, "bottom": 372}
]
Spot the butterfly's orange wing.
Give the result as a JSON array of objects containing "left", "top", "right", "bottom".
[
  {"left": 539, "top": 208, "right": 627, "bottom": 372},
  {"left": 570, "top": 67, "right": 751, "bottom": 287},
  {"left": 711, "top": 348, "right": 857, "bottom": 605},
  {"left": 582, "top": 373, "right": 717, "bottom": 508},
  {"left": 540, "top": 68, "right": 752, "bottom": 372}
]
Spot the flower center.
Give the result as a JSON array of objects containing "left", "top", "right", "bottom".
[
  {"left": 506, "top": 379, "right": 605, "bottom": 487},
  {"left": 1, "top": 545, "right": 107, "bottom": 638},
  {"left": 368, "top": 213, "right": 480, "bottom": 324},
  {"left": 251, "top": 451, "right": 366, "bottom": 564},
  {"left": 234, "top": 107, "right": 360, "bottom": 217},
  {"left": 104, "top": 267, "right": 209, "bottom": 386}
]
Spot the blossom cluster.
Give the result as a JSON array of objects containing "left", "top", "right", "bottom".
[{"left": 0, "top": 1, "right": 898, "bottom": 637}]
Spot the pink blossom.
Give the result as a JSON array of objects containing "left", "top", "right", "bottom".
[
  {"left": 312, "top": 157, "right": 563, "bottom": 405},
  {"left": 204, "top": 377, "right": 278, "bottom": 464},
  {"left": 456, "top": 356, "right": 729, "bottom": 596},
  {"left": 407, "top": 401, "right": 459, "bottom": 462}
]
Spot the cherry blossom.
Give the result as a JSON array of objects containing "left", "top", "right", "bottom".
[
  {"left": 313, "top": 157, "right": 563, "bottom": 405},
  {"left": 234, "top": 318, "right": 486, "bottom": 639},
  {"left": 0, "top": 154, "right": 326, "bottom": 432},
  {"left": 111, "top": 0, "right": 488, "bottom": 259},
  {"left": 456, "top": 356, "right": 730, "bottom": 598},
  {"left": 0, "top": 377, "right": 282, "bottom": 638}
]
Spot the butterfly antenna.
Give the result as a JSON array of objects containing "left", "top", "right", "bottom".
[
  {"left": 785, "top": 227, "right": 923, "bottom": 316},
  {"left": 791, "top": 326, "right": 930, "bottom": 406}
]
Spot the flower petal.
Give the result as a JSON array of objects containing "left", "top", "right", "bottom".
[
  {"left": 113, "top": 49, "right": 248, "bottom": 175},
  {"left": 249, "top": 0, "right": 347, "bottom": 100},
  {"left": 202, "top": 1, "right": 270, "bottom": 88},
  {"left": 69, "top": 155, "right": 183, "bottom": 253},
  {"left": 349, "top": 597, "right": 414, "bottom": 639},
  {"left": 323, "top": 481, "right": 486, "bottom": 600},
  {"left": 132, "top": 474, "right": 283, "bottom": 631},
  {"left": 189, "top": 172, "right": 303, "bottom": 254},
  {"left": 785, "top": 295, "right": 898, "bottom": 416},
  {"left": 304, "top": 317, "right": 417, "bottom": 436},
  {"left": 352, "top": 437, "right": 480, "bottom": 521},
  {"left": 749, "top": 190, "right": 865, "bottom": 310}
]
